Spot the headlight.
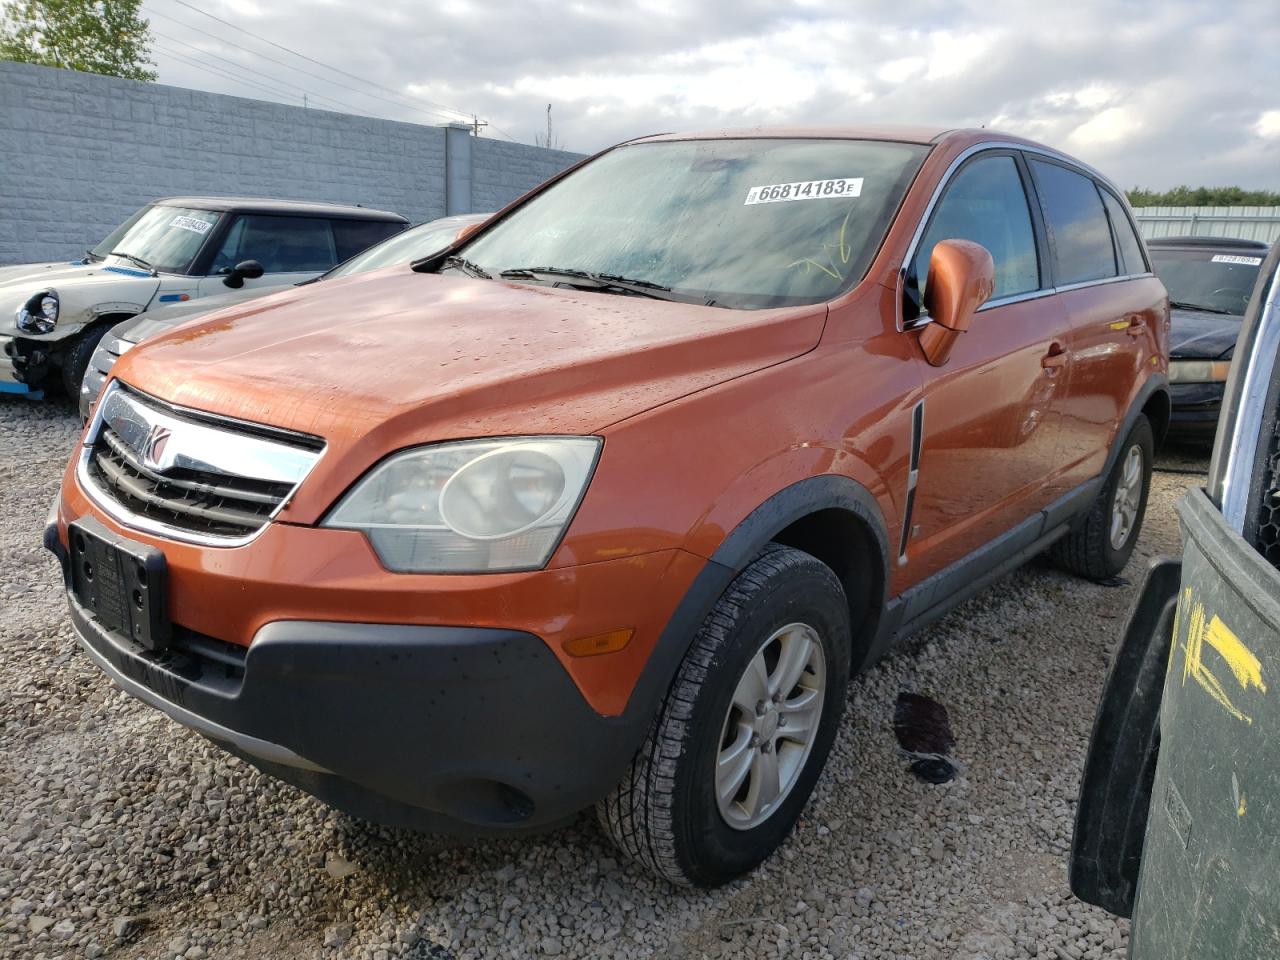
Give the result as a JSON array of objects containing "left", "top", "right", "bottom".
[
  {"left": 15, "top": 290, "right": 58, "bottom": 334},
  {"left": 324, "top": 436, "right": 601, "bottom": 572},
  {"left": 1169, "top": 359, "right": 1231, "bottom": 383}
]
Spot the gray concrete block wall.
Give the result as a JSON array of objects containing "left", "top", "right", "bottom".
[
  {"left": 0, "top": 61, "right": 583, "bottom": 264},
  {"left": 472, "top": 137, "right": 585, "bottom": 214}
]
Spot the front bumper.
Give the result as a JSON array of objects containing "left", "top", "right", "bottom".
[
  {"left": 47, "top": 509, "right": 653, "bottom": 832},
  {"left": 79, "top": 333, "right": 134, "bottom": 418},
  {"left": 0, "top": 335, "right": 41, "bottom": 395},
  {"left": 1168, "top": 381, "right": 1225, "bottom": 440}
]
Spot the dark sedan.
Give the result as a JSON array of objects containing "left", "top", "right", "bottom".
[{"left": 1148, "top": 235, "right": 1269, "bottom": 441}]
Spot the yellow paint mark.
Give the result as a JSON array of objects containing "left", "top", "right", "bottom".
[
  {"left": 1239, "top": 792, "right": 1247, "bottom": 817},
  {"left": 1110, "top": 319, "right": 1131, "bottom": 331},
  {"left": 1180, "top": 595, "right": 1267, "bottom": 724}
]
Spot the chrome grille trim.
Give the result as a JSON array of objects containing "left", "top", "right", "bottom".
[{"left": 77, "top": 381, "right": 325, "bottom": 546}]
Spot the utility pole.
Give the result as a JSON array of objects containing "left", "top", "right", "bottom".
[
  {"left": 546, "top": 103, "right": 552, "bottom": 148},
  {"left": 471, "top": 114, "right": 487, "bottom": 137}
]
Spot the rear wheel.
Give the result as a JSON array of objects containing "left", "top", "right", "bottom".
[
  {"left": 1053, "top": 414, "right": 1154, "bottom": 580},
  {"left": 598, "top": 544, "right": 850, "bottom": 886}
]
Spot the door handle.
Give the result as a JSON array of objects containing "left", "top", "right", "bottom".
[{"left": 1041, "top": 343, "right": 1068, "bottom": 370}]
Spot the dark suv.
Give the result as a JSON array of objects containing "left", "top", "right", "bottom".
[{"left": 1148, "top": 236, "right": 1269, "bottom": 440}]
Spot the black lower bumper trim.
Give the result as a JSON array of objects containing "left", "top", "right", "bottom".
[{"left": 47, "top": 506, "right": 644, "bottom": 832}]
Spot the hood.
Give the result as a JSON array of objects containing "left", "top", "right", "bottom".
[
  {"left": 117, "top": 283, "right": 294, "bottom": 344},
  {"left": 114, "top": 267, "right": 826, "bottom": 461},
  {"left": 0, "top": 256, "right": 161, "bottom": 335},
  {"left": 1169, "top": 306, "right": 1242, "bottom": 360}
]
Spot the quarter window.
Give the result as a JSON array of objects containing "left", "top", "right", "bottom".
[
  {"left": 1031, "top": 160, "right": 1118, "bottom": 285},
  {"left": 210, "top": 215, "right": 337, "bottom": 274},
  {"left": 332, "top": 219, "right": 405, "bottom": 262},
  {"left": 911, "top": 155, "right": 1040, "bottom": 308},
  {"left": 1099, "top": 189, "right": 1147, "bottom": 276}
]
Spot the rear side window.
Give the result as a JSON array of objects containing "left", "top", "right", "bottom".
[
  {"left": 1098, "top": 189, "right": 1148, "bottom": 275},
  {"left": 912, "top": 154, "right": 1040, "bottom": 303},
  {"left": 211, "top": 215, "right": 337, "bottom": 274},
  {"left": 332, "top": 219, "right": 404, "bottom": 261},
  {"left": 1030, "top": 159, "right": 1117, "bottom": 285}
]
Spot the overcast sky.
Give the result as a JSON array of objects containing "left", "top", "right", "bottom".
[{"left": 145, "top": 0, "right": 1280, "bottom": 190}]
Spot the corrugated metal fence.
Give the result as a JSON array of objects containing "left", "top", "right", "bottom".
[{"left": 1132, "top": 206, "right": 1280, "bottom": 244}]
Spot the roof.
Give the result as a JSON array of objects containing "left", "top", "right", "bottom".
[
  {"left": 635, "top": 124, "right": 956, "bottom": 146},
  {"left": 1146, "top": 235, "right": 1270, "bottom": 250},
  {"left": 153, "top": 196, "right": 407, "bottom": 222}
]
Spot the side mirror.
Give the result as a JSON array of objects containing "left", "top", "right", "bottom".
[
  {"left": 917, "top": 239, "right": 995, "bottom": 366},
  {"left": 222, "top": 259, "right": 265, "bottom": 289},
  {"left": 454, "top": 222, "right": 483, "bottom": 243}
]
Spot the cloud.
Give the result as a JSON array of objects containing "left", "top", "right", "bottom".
[{"left": 144, "top": 0, "right": 1280, "bottom": 188}]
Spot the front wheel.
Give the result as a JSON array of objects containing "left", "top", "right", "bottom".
[
  {"left": 598, "top": 545, "right": 851, "bottom": 886},
  {"left": 60, "top": 323, "right": 111, "bottom": 397},
  {"left": 1053, "top": 414, "right": 1154, "bottom": 580}
]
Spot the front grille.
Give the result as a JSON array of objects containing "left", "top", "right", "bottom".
[
  {"left": 88, "top": 426, "right": 294, "bottom": 537},
  {"left": 1254, "top": 420, "right": 1280, "bottom": 569},
  {"left": 81, "top": 383, "right": 322, "bottom": 543}
]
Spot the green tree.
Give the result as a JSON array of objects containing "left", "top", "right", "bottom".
[
  {"left": 1127, "top": 185, "right": 1280, "bottom": 207},
  {"left": 1, "top": 0, "right": 156, "bottom": 81}
]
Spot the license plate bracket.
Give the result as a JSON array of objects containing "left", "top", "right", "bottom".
[{"left": 69, "top": 519, "right": 170, "bottom": 651}]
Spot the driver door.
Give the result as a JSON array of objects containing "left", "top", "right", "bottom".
[
  {"left": 904, "top": 151, "right": 1072, "bottom": 579},
  {"left": 197, "top": 214, "right": 338, "bottom": 296}
]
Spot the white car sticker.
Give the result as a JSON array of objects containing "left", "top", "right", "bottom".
[
  {"left": 170, "top": 215, "right": 212, "bottom": 235},
  {"left": 745, "top": 178, "right": 863, "bottom": 205},
  {"left": 1211, "top": 254, "right": 1262, "bottom": 265}
]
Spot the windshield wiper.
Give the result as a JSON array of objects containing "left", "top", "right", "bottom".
[
  {"left": 109, "top": 250, "right": 156, "bottom": 274},
  {"left": 441, "top": 255, "right": 492, "bottom": 279},
  {"left": 499, "top": 267, "right": 695, "bottom": 303},
  {"left": 1169, "top": 300, "right": 1235, "bottom": 315},
  {"left": 83, "top": 248, "right": 103, "bottom": 264}
]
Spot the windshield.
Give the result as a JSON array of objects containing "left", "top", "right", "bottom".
[
  {"left": 91, "top": 204, "right": 220, "bottom": 274},
  {"left": 455, "top": 138, "right": 929, "bottom": 309},
  {"left": 1150, "top": 248, "right": 1264, "bottom": 315},
  {"left": 325, "top": 218, "right": 474, "bottom": 280}
]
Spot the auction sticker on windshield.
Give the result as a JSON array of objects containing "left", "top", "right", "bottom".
[
  {"left": 170, "top": 216, "right": 212, "bottom": 234},
  {"left": 1211, "top": 254, "right": 1262, "bottom": 266},
  {"left": 745, "top": 178, "right": 864, "bottom": 205}
]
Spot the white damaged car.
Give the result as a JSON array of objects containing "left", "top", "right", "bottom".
[{"left": 1, "top": 197, "right": 407, "bottom": 396}]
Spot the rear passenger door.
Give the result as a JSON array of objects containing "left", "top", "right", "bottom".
[
  {"left": 904, "top": 151, "right": 1073, "bottom": 578},
  {"left": 1029, "top": 159, "right": 1164, "bottom": 486},
  {"left": 197, "top": 215, "right": 339, "bottom": 295}
]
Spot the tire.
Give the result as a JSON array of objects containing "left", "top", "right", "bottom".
[
  {"left": 598, "top": 544, "right": 851, "bottom": 886},
  {"left": 60, "top": 323, "right": 111, "bottom": 397},
  {"left": 1053, "top": 414, "right": 1154, "bottom": 580}
]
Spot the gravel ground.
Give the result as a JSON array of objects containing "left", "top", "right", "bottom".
[{"left": 1, "top": 392, "right": 1205, "bottom": 960}]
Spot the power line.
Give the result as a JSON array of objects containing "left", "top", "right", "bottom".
[
  {"left": 156, "top": 47, "right": 304, "bottom": 107},
  {"left": 155, "top": 0, "right": 480, "bottom": 125},
  {"left": 145, "top": 6, "right": 455, "bottom": 123},
  {"left": 151, "top": 28, "right": 371, "bottom": 115}
]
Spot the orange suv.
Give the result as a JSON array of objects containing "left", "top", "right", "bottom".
[{"left": 47, "top": 126, "right": 1169, "bottom": 886}]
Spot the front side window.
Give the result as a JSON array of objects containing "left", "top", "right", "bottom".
[
  {"left": 1150, "top": 248, "right": 1263, "bottom": 315},
  {"left": 1031, "top": 159, "right": 1117, "bottom": 285},
  {"left": 1099, "top": 189, "right": 1147, "bottom": 276},
  {"left": 455, "top": 138, "right": 929, "bottom": 310},
  {"left": 91, "top": 205, "right": 221, "bottom": 274},
  {"left": 210, "top": 215, "right": 337, "bottom": 274},
  {"left": 910, "top": 154, "right": 1040, "bottom": 308}
]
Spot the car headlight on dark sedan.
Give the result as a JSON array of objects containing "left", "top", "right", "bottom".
[
  {"left": 1168, "top": 359, "right": 1231, "bottom": 383},
  {"left": 15, "top": 290, "right": 59, "bottom": 334},
  {"left": 323, "top": 436, "right": 602, "bottom": 573}
]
